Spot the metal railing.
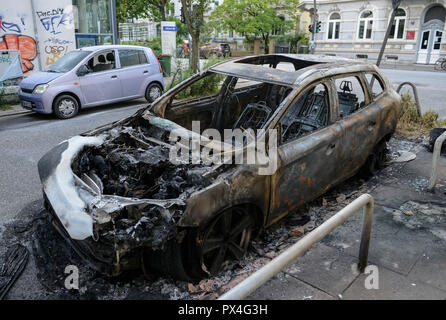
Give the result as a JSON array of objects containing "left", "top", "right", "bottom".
[
  {"left": 429, "top": 130, "right": 446, "bottom": 191},
  {"left": 218, "top": 193, "right": 374, "bottom": 300}
]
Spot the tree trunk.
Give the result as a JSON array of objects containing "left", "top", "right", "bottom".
[
  {"left": 160, "top": 6, "right": 166, "bottom": 21},
  {"left": 264, "top": 34, "right": 269, "bottom": 54},
  {"left": 191, "top": 34, "right": 199, "bottom": 73}
]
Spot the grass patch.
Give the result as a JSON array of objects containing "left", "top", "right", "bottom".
[
  {"left": 397, "top": 93, "right": 446, "bottom": 137},
  {"left": 0, "top": 103, "right": 13, "bottom": 111}
]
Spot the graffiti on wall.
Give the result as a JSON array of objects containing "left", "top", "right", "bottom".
[
  {"left": 0, "top": 16, "right": 23, "bottom": 33},
  {"left": 0, "top": 14, "right": 37, "bottom": 73},
  {"left": 43, "top": 36, "right": 73, "bottom": 66},
  {"left": 36, "top": 8, "right": 73, "bottom": 35},
  {"left": 0, "top": 34, "right": 37, "bottom": 73}
]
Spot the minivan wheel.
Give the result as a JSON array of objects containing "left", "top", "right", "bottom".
[
  {"left": 145, "top": 83, "right": 162, "bottom": 103},
  {"left": 53, "top": 95, "right": 79, "bottom": 119}
]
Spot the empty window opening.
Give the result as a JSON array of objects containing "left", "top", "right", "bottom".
[
  {"left": 279, "top": 83, "right": 329, "bottom": 143},
  {"left": 334, "top": 76, "right": 366, "bottom": 118},
  {"left": 87, "top": 50, "right": 115, "bottom": 73}
]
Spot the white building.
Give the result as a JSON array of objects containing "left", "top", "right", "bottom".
[{"left": 298, "top": 0, "right": 446, "bottom": 64}]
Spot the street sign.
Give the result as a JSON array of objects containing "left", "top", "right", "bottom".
[
  {"left": 162, "top": 26, "right": 178, "bottom": 32},
  {"left": 161, "top": 21, "right": 177, "bottom": 55}
]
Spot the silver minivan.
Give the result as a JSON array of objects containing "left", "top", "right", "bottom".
[{"left": 19, "top": 45, "right": 165, "bottom": 119}]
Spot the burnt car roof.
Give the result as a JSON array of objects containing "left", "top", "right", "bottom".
[{"left": 209, "top": 54, "right": 378, "bottom": 87}]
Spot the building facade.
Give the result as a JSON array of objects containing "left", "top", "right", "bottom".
[{"left": 298, "top": 0, "right": 446, "bottom": 64}]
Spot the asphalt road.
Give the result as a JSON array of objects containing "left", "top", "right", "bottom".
[
  {"left": 0, "top": 99, "right": 147, "bottom": 225},
  {"left": 381, "top": 69, "right": 446, "bottom": 119},
  {"left": 0, "top": 68, "right": 445, "bottom": 228}
]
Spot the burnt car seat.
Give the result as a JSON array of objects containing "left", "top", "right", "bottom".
[
  {"left": 232, "top": 101, "right": 272, "bottom": 131},
  {"left": 282, "top": 90, "right": 328, "bottom": 142},
  {"left": 338, "top": 80, "right": 358, "bottom": 118}
]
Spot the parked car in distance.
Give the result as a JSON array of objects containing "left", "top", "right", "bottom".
[
  {"left": 200, "top": 42, "right": 231, "bottom": 58},
  {"left": 19, "top": 45, "right": 164, "bottom": 119},
  {"left": 38, "top": 54, "right": 400, "bottom": 280}
]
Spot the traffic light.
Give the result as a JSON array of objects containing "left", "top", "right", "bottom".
[
  {"left": 316, "top": 21, "right": 321, "bottom": 33},
  {"left": 308, "top": 24, "right": 313, "bottom": 33},
  {"left": 181, "top": 7, "right": 185, "bottom": 23}
]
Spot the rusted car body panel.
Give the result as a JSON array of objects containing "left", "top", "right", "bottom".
[{"left": 37, "top": 54, "right": 401, "bottom": 278}]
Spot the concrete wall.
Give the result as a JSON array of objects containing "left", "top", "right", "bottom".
[{"left": 0, "top": 0, "right": 76, "bottom": 75}]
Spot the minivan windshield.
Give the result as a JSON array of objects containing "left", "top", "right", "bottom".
[{"left": 46, "top": 50, "right": 91, "bottom": 73}]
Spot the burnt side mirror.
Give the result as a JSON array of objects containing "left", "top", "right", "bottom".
[{"left": 77, "top": 65, "right": 90, "bottom": 77}]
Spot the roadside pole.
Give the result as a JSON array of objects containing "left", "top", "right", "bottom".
[
  {"left": 376, "top": 0, "right": 401, "bottom": 66},
  {"left": 311, "top": 0, "right": 317, "bottom": 54}
]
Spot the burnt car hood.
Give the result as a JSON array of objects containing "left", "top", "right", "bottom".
[{"left": 37, "top": 112, "right": 234, "bottom": 241}]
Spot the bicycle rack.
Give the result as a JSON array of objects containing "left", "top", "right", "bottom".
[
  {"left": 219, "top": 194, "right": 375, "bottom": 300},
  {"left": 396, "top": 82, "right": 422, "bottom": 118}
]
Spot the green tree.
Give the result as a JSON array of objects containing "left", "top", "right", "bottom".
[
  {"left": 209, "top": 0, "right": 299, "bottom": 53},
  {"left": 180, "top": 0, "right": 215, "bottom": 73},
  {"left": 116, "top": 0, "right": 173, "bottom": 23}
]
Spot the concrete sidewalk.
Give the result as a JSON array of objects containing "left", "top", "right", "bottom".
[
  {"left": 248, "top": 146, "right": 446, "bottom": 300},
  {"left": 0, "top": 103, "right": 31, "bottom": 118}
]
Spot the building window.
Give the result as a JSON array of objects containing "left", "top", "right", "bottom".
[
  {"left": 327, "top": 12, "right": 341, "bottom": 40},
  {"left": 358, "top": 10, "right": 373, "bottom": 40},
  {"left": 390, "top": 8, "right": 406, "bottom": 39}
]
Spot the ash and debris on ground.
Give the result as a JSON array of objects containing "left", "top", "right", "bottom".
[{"left": 0, "top": 135, "right": 443, "bottom": 300}]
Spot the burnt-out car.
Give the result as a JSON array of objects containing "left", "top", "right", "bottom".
[{"left": 38, "top": 55, "right": 401, "bottom": 280}]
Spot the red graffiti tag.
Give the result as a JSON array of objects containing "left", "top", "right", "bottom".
[{"left": 0, "top": 34, "right": 37, "bottom": 73}]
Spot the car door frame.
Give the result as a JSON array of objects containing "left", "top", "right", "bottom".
[
  {"left": 265, "top": 78, "right": 343, "bottom": 226},
  {"left": 77, "top": 48, "right": 124, "bottom": 107},
  {"left": 333, "top": 71, "right": 382, "bottom": 181},
  {"left": 115, "top": 48, "right": 152, "bottom": 99}
]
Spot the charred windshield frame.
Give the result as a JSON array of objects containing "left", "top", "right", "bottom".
[
  {"left": 45, "top": 50, "right": 91, "bottom": 73},
  {"left": 161, "top": 70, "right": 294, "bottom": 138}
]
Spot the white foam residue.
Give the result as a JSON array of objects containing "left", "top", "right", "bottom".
[{"left": 45, "top": 135, "right": 105, "bottom": 240}]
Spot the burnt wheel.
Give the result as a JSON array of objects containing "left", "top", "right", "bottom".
[
  {"left": 363, "top": 139, "right": 388, "bottom": 177},
  {"left": 198, "top": 207, "right": 256, "bottom": 276}
]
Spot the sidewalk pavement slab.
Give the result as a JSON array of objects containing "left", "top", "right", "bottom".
[
  {"left": 343, "top": 265, "right": 446, "bottom": 300},
  {"left": 0, "top": 104, "right": 31, "bottom": 118},
  {"left": 247, "top": 271, "right": 334, "bottom": 300},
  {"left": 249, "top": 146, "right": 446, "bottom": 299},
  {"left": 283, "top": 243, "right": 359, "bottom": 297},
  {"left": 322, "top": 205, "right": 436, "bottom": 276},
  {"left": 407, "top": 244, "right": 446, "bottom": 292}
]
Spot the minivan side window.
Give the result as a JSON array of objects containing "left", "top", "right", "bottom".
[
  {"left": 334, "top": 76, "right": 366, "bottom": 118},
  {"left": 279, "top": 83, "right": 330, "bottom": 144},
  {"left": 364, "top": 73, "right": 385, "bottom": 99},
  {"left": 87, "top": 50, "right": 116, "bottom": 73},
  {"left": 118, "top": 49, "right": 148, "bottom": 68}
]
